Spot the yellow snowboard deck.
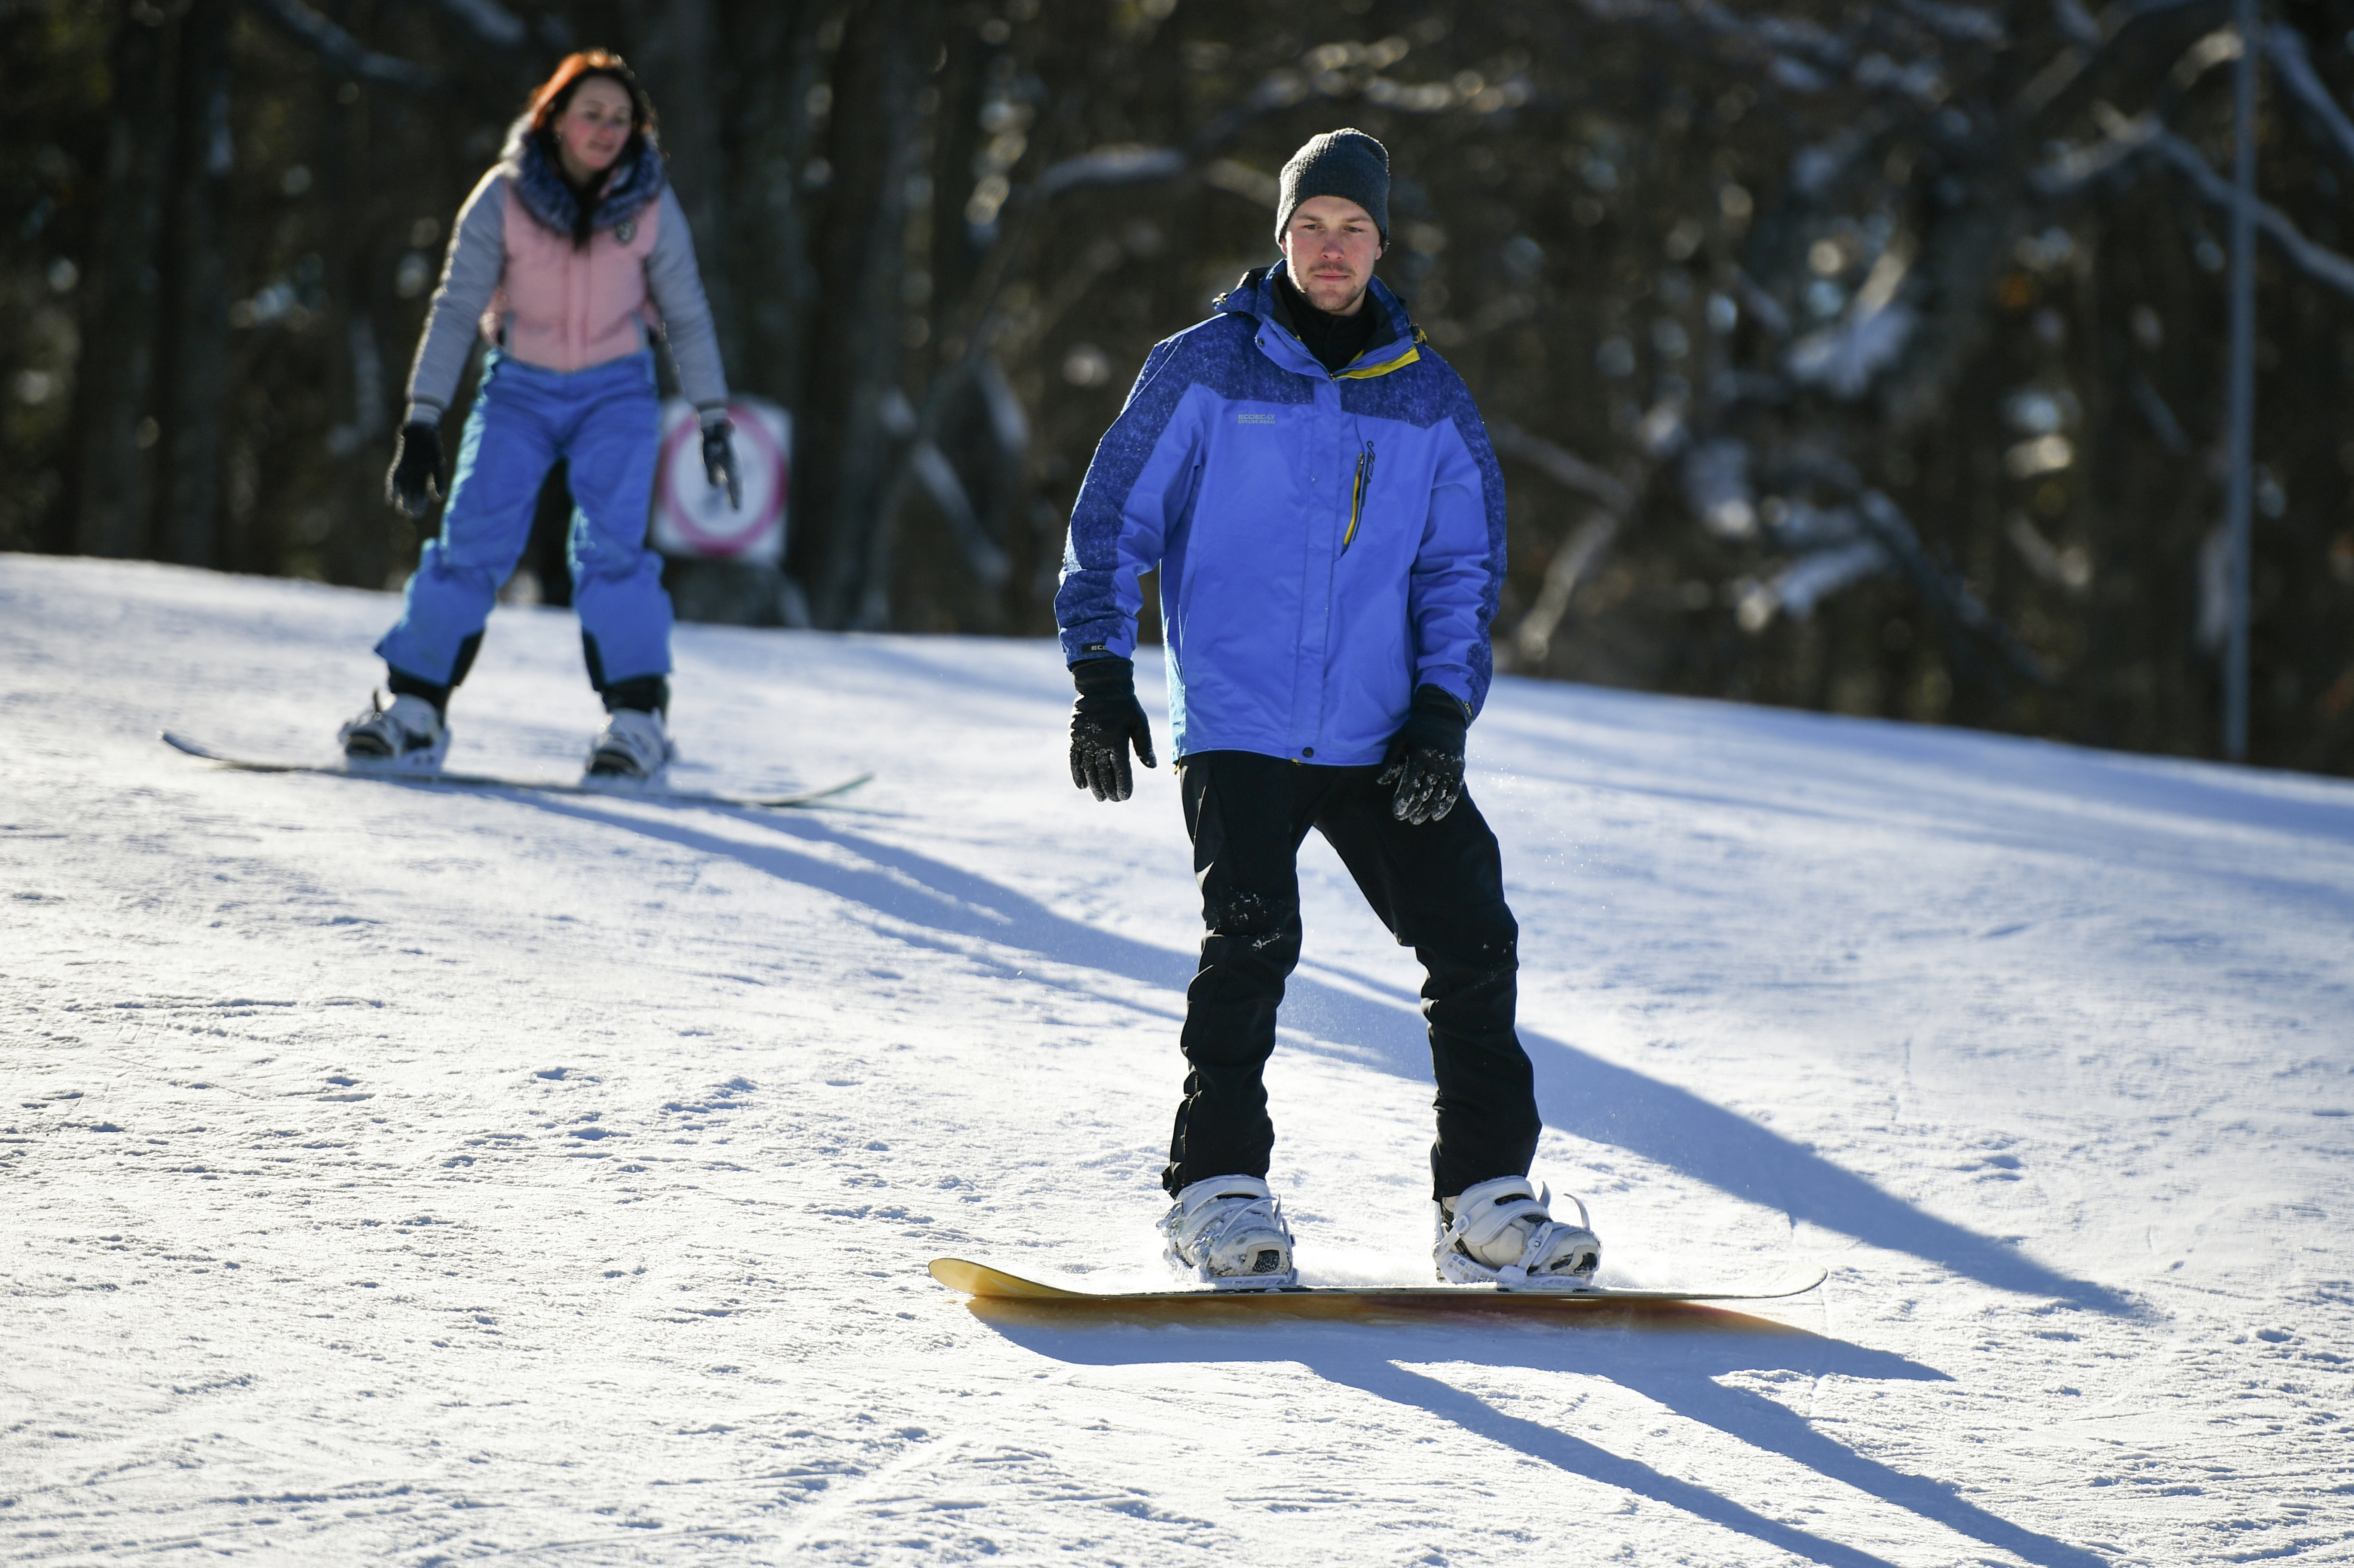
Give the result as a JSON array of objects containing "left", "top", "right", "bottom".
[{"left": 929, "top": 1257, "right": 1826, "bottom": 1327}]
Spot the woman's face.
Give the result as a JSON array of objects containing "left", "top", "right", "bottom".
[{"left": 551, "top": 77, "right": 635, "bottom": 179}]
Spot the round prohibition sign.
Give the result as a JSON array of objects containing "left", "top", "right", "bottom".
[{"left": 656, "top": 402, "right": 786, "bottom": 557}]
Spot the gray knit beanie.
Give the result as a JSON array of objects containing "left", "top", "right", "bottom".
[{"left": 1275, "top": 128, "right": 1390, "bottom": 245}]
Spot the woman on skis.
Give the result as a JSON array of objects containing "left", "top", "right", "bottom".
[{"left": 346, "top": 49, "right": 738, "bottom": 780}]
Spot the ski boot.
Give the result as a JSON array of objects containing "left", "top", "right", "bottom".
[
  {"left": 1160, "top": 1174, "right": 1298, "bottom": 1290},
  {"left": 1434, "top": 1175, "right": 1601, "bottom": 1291},
  {"left": 338, "top": 692, "right": 449, "bottom": 770},
  {"left": 586, "top": 709, "right": 673, "bottom": 780}
]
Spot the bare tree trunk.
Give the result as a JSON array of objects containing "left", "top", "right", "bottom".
[
  {"left": 649, "top": 0, "right": 830, "bottom": 630},
  {"left": 622, "top": 0, "right": 742, "bottom": 384},
  {"left": 73, "top": 4, "right": 179, "bottom": 559},
  {"left": 721, "top": 0, "right": 825, "bottom": 403},
  {"left": 320, "top": 22, "right": 391, "bottom": 591},
  {"left": 158, "top": 0, "right": 234, "bottom": 568},
  {"left": 925, "top": 25, "right": 985, "bottom": 367},
  {"left": 791, "top": 0, "right": 936, "bottom": 628}
]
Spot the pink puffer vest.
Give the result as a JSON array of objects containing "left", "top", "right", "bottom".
[{"left": 484, "top": 183, "right": 661, "bottom": 373}]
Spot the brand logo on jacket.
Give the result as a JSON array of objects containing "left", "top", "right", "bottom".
[
  {"left": 1236, "top": 412, "right": 1277, "bottom": 425},
  {"left": 615, "top": 219, "right": 637, "bottom": 244}
]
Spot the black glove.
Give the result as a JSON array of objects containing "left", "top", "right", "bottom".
[
  {"left": 1378, "top": 684, "right": 1470, "bottom": 824},
  {"left": 385, "top": 421, "right": 446, "bottom": 518},
  {"left": 1069, "top": 657, "right": 1157, "bottom": 801},
  {"left": 701, "top": 416, "right": 742, "bottom": 510}
]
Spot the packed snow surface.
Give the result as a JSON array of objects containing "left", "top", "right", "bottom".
[{"left": 5, "top": 553, "right": 2353, "bottom": 1567}]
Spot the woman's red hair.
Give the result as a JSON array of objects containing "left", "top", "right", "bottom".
[{"left": 525, "top": 50, "right": 657, "bottom": 141}]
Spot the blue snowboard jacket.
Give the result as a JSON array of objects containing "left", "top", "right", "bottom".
[{"left": 1056, "top": 262, "right": 1508, "bottom": 767}]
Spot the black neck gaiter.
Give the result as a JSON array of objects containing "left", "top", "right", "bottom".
[{"left": 1275, "top": 272, "right": 1384, "bottom": 374}]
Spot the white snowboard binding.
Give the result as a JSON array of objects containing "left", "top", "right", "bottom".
[
  {"left": 1160, "top": 1174, "right": 1298, "bottom": 1290},
  {"left": 586, "top": 708, "right": 673, "bottom": 781},
  {"left": 1435, "top": 1174, "right": 1601, "bottom": 1291},
  {"left": 338, "top": 691, "right": 449, "bottom": 771}
]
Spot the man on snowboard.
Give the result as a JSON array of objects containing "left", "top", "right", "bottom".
[{"left": 1054, "top": 129, "right": 1601, "bottom": 1292}]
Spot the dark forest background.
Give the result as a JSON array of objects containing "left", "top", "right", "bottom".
[{"left": 6, "top": 0, "right": 2354, "bottom": 773}]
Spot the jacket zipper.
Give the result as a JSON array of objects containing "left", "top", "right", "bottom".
[{"left": 1342, "top": 440, "right": 1375, "bottom": 554}]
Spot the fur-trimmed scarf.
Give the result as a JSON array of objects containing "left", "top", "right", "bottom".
[{"left": 499, "top": 113, "right": 667, "bottom": 249}]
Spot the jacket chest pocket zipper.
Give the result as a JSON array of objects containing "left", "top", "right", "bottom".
[{"left": 1341, "top": 441, "right": 1375, "bottom": 554}]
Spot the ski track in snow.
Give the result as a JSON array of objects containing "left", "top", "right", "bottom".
[{"left": 3, "top": 553, "right": 2351, "bottom": 1566}]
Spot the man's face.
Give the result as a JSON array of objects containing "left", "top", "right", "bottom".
[{"left": 1281, "top": 196, "right": 1383, "bottom": 317}]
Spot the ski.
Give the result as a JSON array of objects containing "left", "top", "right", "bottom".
[
  {"left": 929, "top": 1256, "right": 1826, "bottom": 1319},
  {"left": 160, "top": 731, "right": 873, "bottom": 811}
]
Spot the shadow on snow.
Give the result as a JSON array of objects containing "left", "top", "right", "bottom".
[
  {"left": 518, "top": 791, "right": 2129, "bottom": 1316},
  {"left": 500, "top": 791, "right": 2119, "bottom": 1566},
  {"left": 969, "top": 1300, "right": 2106, "bottom": 1568}
]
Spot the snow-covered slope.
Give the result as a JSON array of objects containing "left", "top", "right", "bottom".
[{"left": 4, "top": 553, "right": 2350, "bottom": 1566}]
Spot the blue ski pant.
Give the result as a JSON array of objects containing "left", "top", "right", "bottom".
[{"left": 377, "top": 349, "right": 672, "bottom": 691}]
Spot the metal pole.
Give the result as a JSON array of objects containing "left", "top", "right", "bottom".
[{"left": 2222, "top": 0, "right": 2259, "bottom": 761}]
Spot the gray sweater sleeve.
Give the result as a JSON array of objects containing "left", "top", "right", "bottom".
[
  {"left": 645, "top": 186, "right": 730, "bottom": 415},
  {"left": 402, "top": 170, "right": 508, "bottom": 426}
]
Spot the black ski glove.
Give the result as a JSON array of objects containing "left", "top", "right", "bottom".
[
  {"left": 386, "top": 421, "right": 446, "bottom": 518},
  {"left": 701, "top": 416, "right": 742, "bottom": 510},
  {"left": 1378, "top": 684, "right": 1471, "bottom": 825},
  {"left": 1069, "top": 657, "right": 1157, "bottom": 801}
]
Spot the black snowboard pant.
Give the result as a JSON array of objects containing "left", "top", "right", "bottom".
[{"left": 1164, "top": 750, "right": 1542, "bottom": 1203}]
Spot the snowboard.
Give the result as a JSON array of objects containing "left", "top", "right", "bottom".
[
  {"left": 160, "top": 731, "right": 873, "bottom": 811},
  {"left": 929, "top": 1256, "right": 1826, "bottom": 1323}
]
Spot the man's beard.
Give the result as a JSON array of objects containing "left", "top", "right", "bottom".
[{"left": 1300, "top": 276, "right": 1368, "bottom": 316}]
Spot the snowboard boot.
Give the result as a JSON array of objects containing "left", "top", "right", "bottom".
[
  {"left": 586, "top": 708, "right": 673, "bottom": 780},
  {"left": 338, "top": 691, "right": 449, "bottom": 770},
  {"left": 1434, "top": 1175, "right": 1601, "bottom": 1291},
  {"left": 1160, "top": 1174, "right": 1298, "bottom": 1290}
]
